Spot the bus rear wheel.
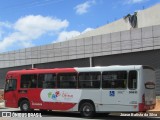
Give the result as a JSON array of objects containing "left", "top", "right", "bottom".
[
  {"left": 20, "top": 100, "right": 30, "bottom": 111},
  {"left": 80, "top": 102, "right": 95, "bottom": 118}
]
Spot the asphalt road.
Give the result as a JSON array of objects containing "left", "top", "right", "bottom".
[{"left": 0, "top": 108, "right": 159, "bottom": 120}]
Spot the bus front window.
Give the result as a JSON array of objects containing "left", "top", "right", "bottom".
[{"left": 5, "top": 79, "right": 17, "bottom": 91}]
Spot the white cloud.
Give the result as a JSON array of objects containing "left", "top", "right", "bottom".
[
  {"left": 54, "top": 27, "right": 94, "bottom": 43},
  {"left": 0, "top": 15, "right": 94, "bottom": 52},
  {"left": 14, "top": 15, "right": 69, "bottom": 39},
  {"left": 74, "top": 0, "right": 96, "bottom": 15},
  {"left": 55, "top": 31, "right": 80, "bottom": 42},
  {"left": 0, "top": 15, "right": 69, "bottom": 52},
  {"left": 0, "top": 21, "right": 12, "bottom": 28},
  {"left": 0, "top": 21, "right": 12, "bottom": 41},
  {"left": 125, "top": 0, "right": 149, "bottom": 4},
  {"left": 82, "top": 27, "right": 94, "bottom": 33},
  {"left": 0, "top": 29, "right": 4, "bottom": 40}
]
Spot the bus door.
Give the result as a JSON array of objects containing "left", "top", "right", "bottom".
[
  {"left": 37, "top": 73, "right": 57, "bottom": 110},
  {"left": 4, "top": 75, "right": 18, "bottom": 108},
  {"left": 20, "top": 74, "right": 42, "bottom": 109},
  {"left": 101, "top": 71, "right": 138, "bottom": 111}
]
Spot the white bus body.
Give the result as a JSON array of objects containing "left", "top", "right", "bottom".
[{"left": 70, "top": 65, "right": 156, "bottom": 112}]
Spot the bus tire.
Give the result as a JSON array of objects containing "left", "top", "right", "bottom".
[
  {"left": 40, "top": 109, "right": 48, "bottom": 112},
  {"left": 80, "top": 102, "right": 95, "bottom": 118},
  {"left": 20, "top": 100, "right": 30, "bottom": 111}
]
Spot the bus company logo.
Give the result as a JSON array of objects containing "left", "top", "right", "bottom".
[
  {"left": 47, "top": 90, "right": 74, "bottom": 101},
  {"left": 62, "top": 91, "right": 73, "bottom": 99},
  {"left": 48, "top": 91, "right": 60, "bottom": 100}
]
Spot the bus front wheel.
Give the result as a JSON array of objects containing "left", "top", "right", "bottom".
[
  {"left": 20, "top": 100, "right": 30, "bottom": 111},
  {"left": 80, "top": 102, "right": 95, "bottom": 118}
]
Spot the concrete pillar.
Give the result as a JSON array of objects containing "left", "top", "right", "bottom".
[
  {"left": 89, "top": 57, "right": 92, "bottom": 67},
  {"left": 32, "top": 64, "right": 34, "bottom": 68}
]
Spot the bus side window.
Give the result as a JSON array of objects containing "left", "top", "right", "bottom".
[
  {"left": 78, "top": 72, "right": 101, "bottom": 89},
  {"left": 102, "top": 71, "right": 127, "bottom": 89},
  {"left": 128, "top": 71, "right": 137, "bottom": 89},
  {"left": 21, "top": 74, "right": 37, "bottom": 88},
  {"left": 38, "top": 74, "right": 56, "bottom": 88},
  {"left": 38, "top": 74, "right": 44, "bottom": 88},
  {"left": 57, "top": 73, "right": 77, "bottom": 89}
]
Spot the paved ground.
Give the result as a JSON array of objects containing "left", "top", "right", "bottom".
[
  {"left": 0, "top": 100, "right": 160, "bottom": 119},
  {"left": 0, "top": 112, "right": 159, "bottom": 120},
  {"left": 0, "top": 107, "right": 159, "bottom": 120}
]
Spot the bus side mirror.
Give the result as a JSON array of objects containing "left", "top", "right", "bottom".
[
  {"left": 4, "top": 87, "right": 12, "bottom": 92},
  {"left": 8, "top": 86, "right": 14, "bottom": 91}
]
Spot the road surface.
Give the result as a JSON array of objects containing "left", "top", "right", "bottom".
[{"left": 0, "top": 106, "right": 159, "bottom": 120}]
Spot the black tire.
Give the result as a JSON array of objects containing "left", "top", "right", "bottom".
[
  {"left": 40, "top": 109, "right": 48, "bottom": 112},
  {"left": 80, "top": 102, "right": 95, "bottom": 118},
  {"left": 97, "top": 112, "right": 110, "bottom": 117},
  {"left": 106, "top": 113, "right": 110, "bottom": 116},
  {"left": 20, "top": 100, "right": 30, "bottom": 111}
]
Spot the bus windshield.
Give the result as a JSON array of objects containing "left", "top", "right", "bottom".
[{"left": 5, "top": 79, "right": 17, "bottom": 91}]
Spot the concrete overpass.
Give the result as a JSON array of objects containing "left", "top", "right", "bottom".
[{"left": 0, "top": 4, "right": 160, "bottom": 95}]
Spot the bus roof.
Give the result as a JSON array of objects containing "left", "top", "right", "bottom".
[
  {"left": 7, "top": 68, "right": 75, "bottom": 74},
  {"left": 75, "top": 65, "right": 143, "bottom": 72},
  {"left": 6, "top": 65, "right": 150, "bottom": 75}
]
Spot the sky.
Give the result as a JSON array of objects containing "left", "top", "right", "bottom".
[{"left": 0, "top": 0, "right": 159, "bottom": 52}]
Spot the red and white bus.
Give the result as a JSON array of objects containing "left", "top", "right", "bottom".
[{"left": 4, "top": 65, "right": 156, "bottom": 117}]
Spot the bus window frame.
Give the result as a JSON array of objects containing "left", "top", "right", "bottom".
[
  {"left": 78, "top": 72, "right": 101, "bottom": 89},
  {"left": 20, "top": 74, "right": 38, "bottom": 89},
  {"left": 37, "top": 73, "right": 57, "bottom": 89},
  {"left": 57, "top": 72, "right": 78, "bottom": 89},
  {"left": 102, "top": 71, "right": 128, "bottom": 90},
  {"left": 128, "top": 70, "right": 138, "bottom": 90}
]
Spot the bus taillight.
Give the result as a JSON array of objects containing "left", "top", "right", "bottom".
[
  {"left": 139, "top": 94, "right": 145, "bottom": 112},
  {"left": 142, "top": 94, "right": 145, "bottom": 104}
]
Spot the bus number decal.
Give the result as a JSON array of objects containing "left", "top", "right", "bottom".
[{"left": 129, "top": 91, "right": 137, "bottom": 94}]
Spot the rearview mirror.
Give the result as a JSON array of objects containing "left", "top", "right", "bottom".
[{"left": 9, "top": 86, "right": 13, "bottom": 90}]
